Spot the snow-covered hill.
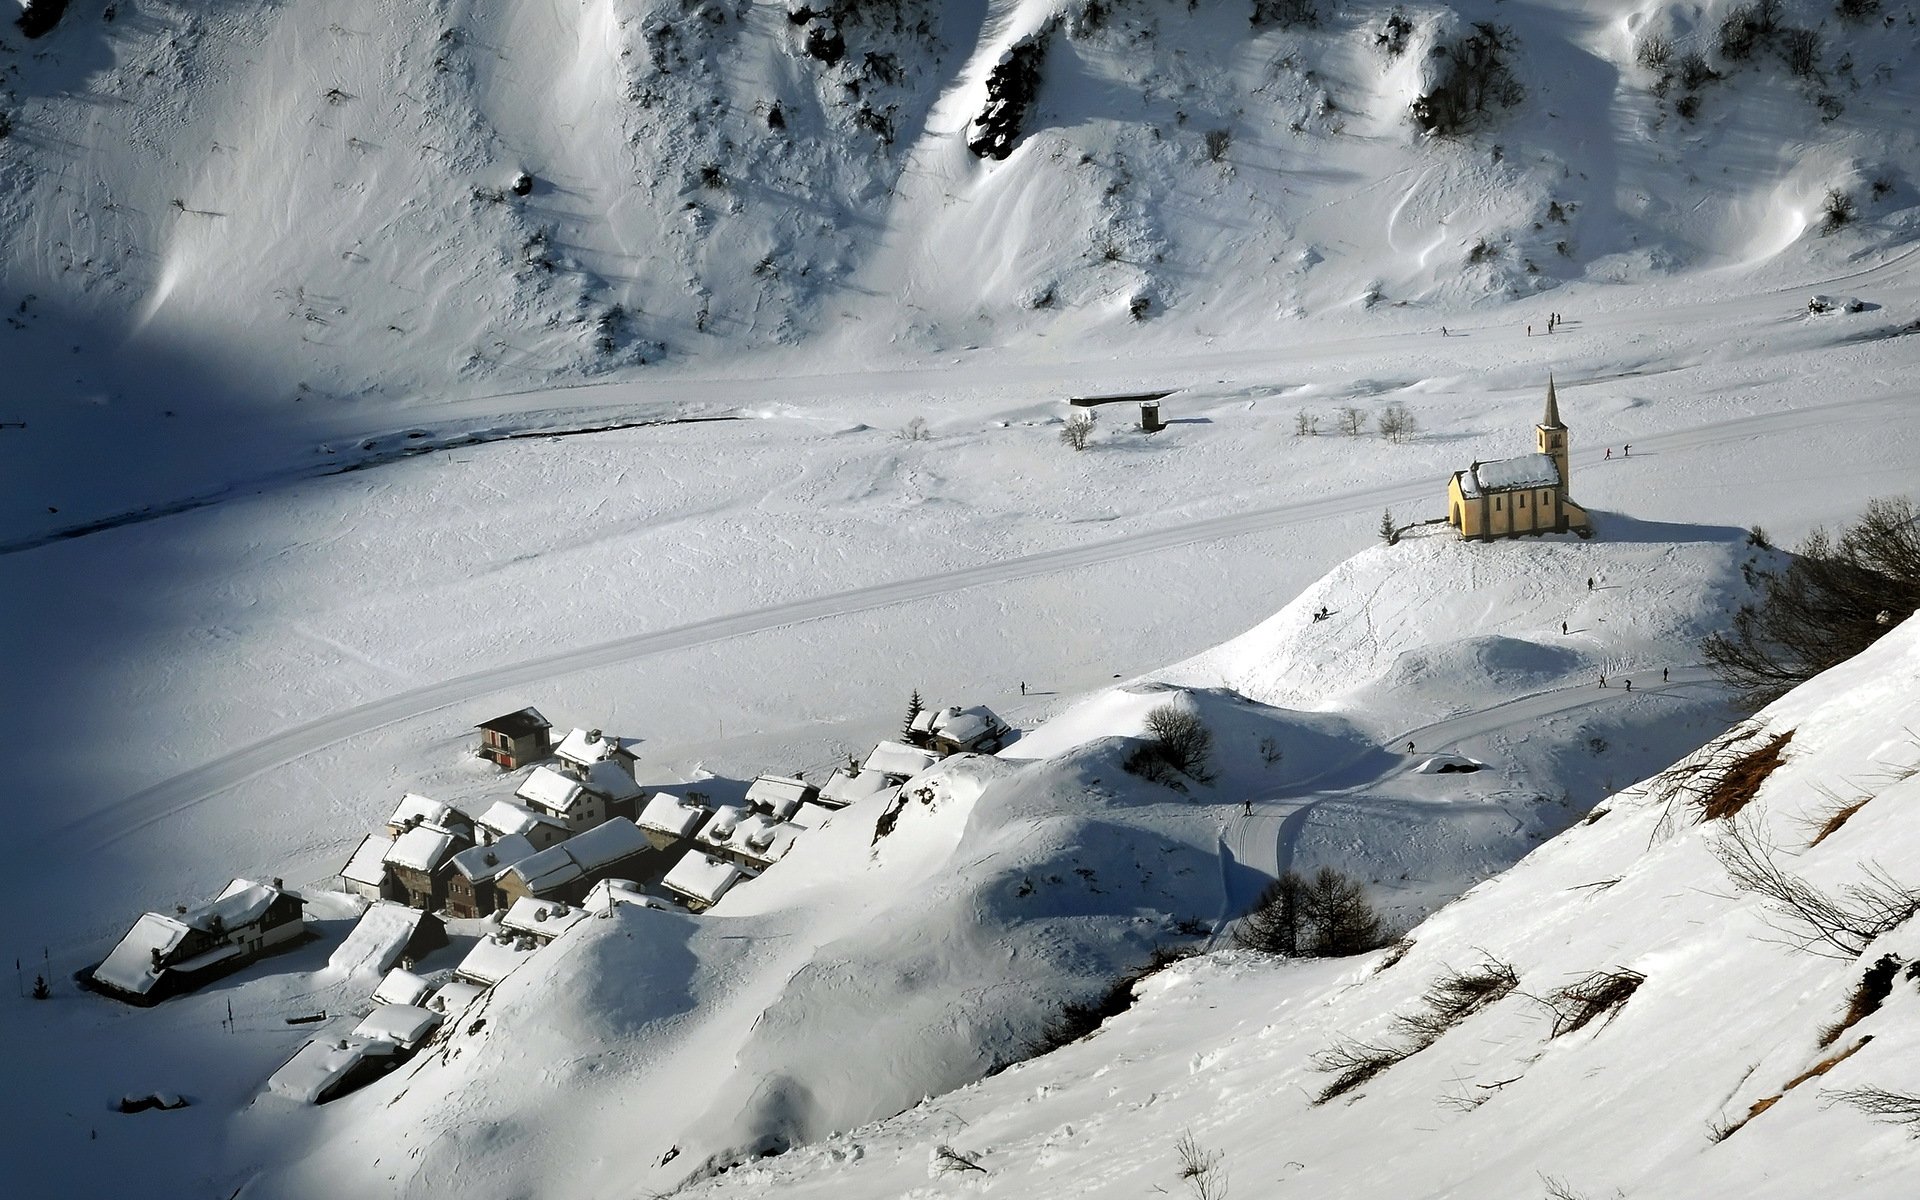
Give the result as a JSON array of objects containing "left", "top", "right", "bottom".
[
  {"left": 5, "top": 0, "right": 1920, "bottom": 540},
  {"left": 667, "top": 618, "right": 1920, "bottom": 1200}
]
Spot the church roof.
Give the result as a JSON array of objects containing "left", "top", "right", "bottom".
[
  {"left": 1457, "top": 453, "right": 1562, "bottom": 498},
  {"left": 1540, "top": 376, "right": 1564, "bottom": 430}
]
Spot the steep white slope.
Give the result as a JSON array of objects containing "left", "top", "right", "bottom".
[
  {"left": 672, "top": 618, "right": 1920, "bottom": 1200},
  {"left": 3, "top": 0, "right": 1916, "bottom": 432},
  {"left": 222, "top": 527, "right": 1753, "bottom": 1198}
]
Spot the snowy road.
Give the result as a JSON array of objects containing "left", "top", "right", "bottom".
[
  {"left": 1216, "top": 666, "right": 1725, "bottom": 921},
  {"left": 71, "top": 395, "right": 1890, "bottom": 857}
]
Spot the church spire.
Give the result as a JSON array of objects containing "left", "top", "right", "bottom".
[{"left": 1541, "top": 375, "right": 1564, "bottom": 430}]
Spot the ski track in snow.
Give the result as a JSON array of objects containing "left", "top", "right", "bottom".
[{"left": 69, "top": 393, "right": 1896, "bottom": 863}]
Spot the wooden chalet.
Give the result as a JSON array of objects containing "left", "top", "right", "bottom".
[
  {"left": 496, "top": 818, "right": 655, "bottom": 907},
  {"left": 636, "top": 791, "right": 712, "bottom": 851},
  {"left": 445, "top": 835, "right": 537, "bottom": 918},
  {"left": 516, "top": 762, "right": 642, "bottom": 832},
  {"left": 382, "top": 825, "right": 469, "bottom": 911},
  {"left": 475, "top": 706, "right": 553, "bottom": 770},
  {"left": 475, "top": 799, "right": 570, "bottom": 851},
  {"left": 554, "top": 727, "right": 640, "bottom": 776},
  {"left": 91, "top": 879, "right": 308, "bottom": 1005},
  {"left": 908, "top": 704, "right": 1013, "bottom": 756},
  {"left": 743, "top": 774, "right": 819, "bottom": 820},
  {"left": 339, "top": 833, "right": 392, "bottom": 902},
  {"left": 694, "top": 806, "right": 804, "bottom": 873},
  {"left": 661, "top": 850, "right": 751, "bottom": 913}
]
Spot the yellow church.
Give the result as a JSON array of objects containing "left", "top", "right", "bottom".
[{"left": 1446, "top": 378, "right": 1592, "bottom": 540}]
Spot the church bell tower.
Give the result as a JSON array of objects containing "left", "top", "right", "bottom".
[{"left": 1536, "top": 375, "right": 1569, "bottom": 489}]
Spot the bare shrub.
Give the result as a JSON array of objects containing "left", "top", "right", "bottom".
[
  {"left": 1779, "top": 28, "right": 1821, "bottom": 78},
  {"left": 1391, "top": 957, "right": 1520, "bottom": 1042},
  {"left": 1294, "top": 409, "right": 1320, "bottom": 437},
  {"left": 901, "top": 416, "right": 930, "bottom": 441},
  {"left": 1375, "top": 9, "right": 1415, "bottom": 58},
  {"left": 1821, "top": 189, "right": 1857, "bottom": 233},
  {"left": 1060, "top": 411, "right": 1095, "bottom": 450},
  {"left": 1817, "top": 953, "right": 1902, "bottom": 1046},
  {"left": 1540, "top": 969, "right": 1645, "bottom": 1037},
  {"left": 1337, "top": 405, "right": 1368, "bottom": 436},
  {"left": 1378, "top": 402, "right": 1418, "bottom": 443},
  {"left": 1026, "top": 945, "right": 1195, "bottom": 1055},
  {"left": 1173, "top": 1130, "right": 1228, "bottom": 1200},
  {"left": 1677, "top": 52, "right": 1718, "bottom": 91},
  {"left": 1124, "top": 703, "right": 1216, "bottom": 786},
  {"left": 1713, "top": 815, "right": 1920, "bottom": 958},
  {"left": 1204, "top": 128, "right": 1232, "bottom": 162},
  {"left": 1252, "top": 0, "right": 1319, "bottom": 29},
  {"left": 1836, "top": 0, "right": 1882, "bottom": 21},
  {"left": 933, "top": 1145, "right": 987, "bottom": 1174},
  {"left": 1825, "top": 1086, "right": 1920, "bottom": 1131},
  {"left": 1312, "top": 1036, "right": 1407, "bottom": 1102},
  {"left": 1411, "top": 23, "right": 1526, "bottom": 135},
  {"left": 1314, "top": 956, "right": 1514, "bottom": 1102},
  {"left": 1636, "top": 33, "right": 1673, "bottom": 71},
  {"left": 1702, "top": 496, "right": 1920, "bottom": 706}
]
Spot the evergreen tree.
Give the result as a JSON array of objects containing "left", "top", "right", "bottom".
[{"left": 903, "top": 690, "right": 925, "bottom": 741}]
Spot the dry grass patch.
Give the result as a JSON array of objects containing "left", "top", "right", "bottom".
[
  {"left": 1312, "top": 957, "right": 1520, "bottom": 1104},
  {"left": 1818, "top": 953, "right": 1903, "bottom": 1047},
  {"left": 1723, "top": 1036, "right": 1873, "bottom": 1138},
  {"left": 1700, "top": 730, "right": 1794, "bottom": 820}
]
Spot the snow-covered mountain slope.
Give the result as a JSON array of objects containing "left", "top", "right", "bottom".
[
  {"left": 1, "top": 524, "right": 1761, "bottom": 1199},
  {"left": 668, "top": 619, "right": 1920, "bottom": 1200},
  {"left": 4, "top": 1, "right": 1918, "bottom": 499}
]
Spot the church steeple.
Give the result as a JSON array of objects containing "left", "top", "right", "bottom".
[
  {"left": 1541, "top": 374, "right": 1564, "bottom": 430},
  {"left": 1536, "top": 375, "right": 1569, "bottom": 491}
]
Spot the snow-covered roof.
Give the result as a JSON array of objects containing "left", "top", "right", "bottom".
[
  {"left": 425, "top": 979, "right": 488, "bottom": 1016},
  {"left": 267, "top": 1035, "right": 400, "bottom": 1104},
  {"left": 477, "top": 799, "right": 562, "bottom": 840},
  {"left": 451, "top": 834, "right": 537, "bottom": 883},
  {"left": 698, "top": 808, "right": 801, "bottom": 865},
  {"left": 504, "top": 819, "right": 651, "bottom": 896},
  {"left": 694, "top": 805, "right": 748, "bottom": 848},
  {"left": 637, "top": 791, "right": 709, "bottom": 838},
  {"left": 583, "top": 878, "right": 653, "bottom": 912},
  {"left": 92, "top": 912, "right": 190, "bottom": 996},
  {"left": 863, "top": 740, "right": 941, "bottom": 780},
  {"left": 455, "top": 932, "right": 537, "bottom": 986},
  {"left": 517, "top": 765, "right": 588, "bottom": 814},
  {"left": 352, "top": 1002, "right": 442, "bottom": 1050},
  {"left": 384, "top": 825, "right": 457, "bottom": 873},
  {"left": 194, "top": 878, "right": 294, "bottom": 932},
  {"left": 372, "top": 967, "right": 432, "bottom": 1008},
  {"left": 340, "top": 833, "right": 390, "bottom": 887},
  {"left": 744, "top": 774, "right": 816, "bottom": 818},
  {"left": 501, "top": 896, "right": 592, "bottom": 941},
  {"left": 817, "top": 767, "right": 899, "bottom": 809},
  {"left": 476, "top": 707, "right": 549, "bottom": 737},
  {"left": 927, "top": 704, "right": 1010, "bottom": 748},
  {"left": 789, "top": 800, "right": 836, "bottom": 831},
  {"left": 662, "top": 851, "right": 750, "bottom": 907},
  {"left": 581, "top": 758, "right": 642, "bottom": 803},
  {"left": 504, "top": 845, "right": 580, "bottom": 896},
  {"left": 563, "top": 818, "right": 650, "bottom": 872},
  {"left": 387, "top": 792, "right": 454, "bottom": 830},
  {"left": 1457, "top": 452, "right": 1561, "bottom": 498},
  {"left": 326, "top": 901, "right": 426, "bottom": 978},
  {"left": 554, "top": 726, "right": 637, "bottom": 767}
]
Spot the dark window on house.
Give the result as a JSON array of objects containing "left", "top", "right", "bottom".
[{"left": 1519, "top": 493, "right": 1527, "bottom": 508}]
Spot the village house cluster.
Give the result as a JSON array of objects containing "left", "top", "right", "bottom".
[{"left": 86, "top": 698, "right": 1013, "bottom": 1102}]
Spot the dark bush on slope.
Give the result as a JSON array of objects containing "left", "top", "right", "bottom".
[
  {"left": 1234, "top": 867, "right": 1388, "bottom": 957},
  {"left": 1704, "top": 496, "right": 1920, "bottom": 706},
  {"left": 17, "top": 0, "right": 71, "bottom": 39},
  {"left": 1411, "top": 23, "right": 1526, "bottom": 135},
  {"left": 968, "top": 28, "right": 1050, "bottom": 160}
]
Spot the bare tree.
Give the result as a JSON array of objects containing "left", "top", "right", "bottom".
[
  {"left": 1703, "top": 496, "right": 1920, "bottom": 705},
  {"left": 1377, "top": 402, "right": 1418, "bottom": 443},
  {"left": 1061, "top": 411, "right": 1096, "bottom": 450},
  {"left": 1295, "top": 409, "right": 1321, "bottom": 436},
  {"left": 902, "top": 416, "right": 930, "bottom": 441},
  {"left": 1125, "top": 702, "right": 1216, "bottom": 786},
  {"left": 1337, "top": 405, "right": 1369, "bottom": 436}
]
